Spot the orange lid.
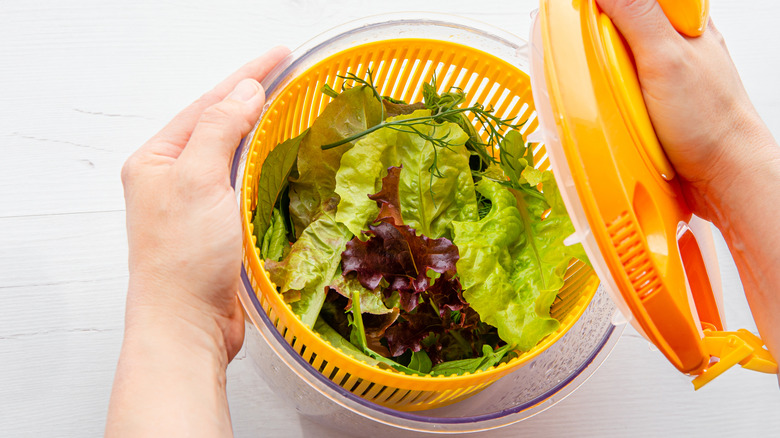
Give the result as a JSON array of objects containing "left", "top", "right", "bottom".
[{"left": 529, "top": 0, "right": 776, "bottom": 384}]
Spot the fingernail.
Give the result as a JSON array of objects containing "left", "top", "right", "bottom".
[{"left": 228, "top": 79, "right": 261, "bottom": 102}]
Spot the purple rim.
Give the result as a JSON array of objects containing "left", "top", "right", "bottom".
[{"left": 228, "top": 14, "right": 616, "bottom": 425}]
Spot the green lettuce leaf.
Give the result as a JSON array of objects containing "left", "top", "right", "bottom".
[
  {"left": 260, "top": 208, "right": 288, "bottom": 262},
  {"left": 288, "top": 86, "right": 384, "bottom": 236},
  {"left": 334, "top": 109, "right": 477, "bottom": 238},
  {"left": 452, "top": 178, "right": 585, "bottom": 351},
  {"left": 328, "top": 274, "right": 393, "bottom": 315},
  {"left": 430, "top": 344, "right": 512, "bottom": 376},
  {"left": 252, "top": 130, "right": 307, "bottom": 243},
  {"left": 313, "top": 317, "right": 380, "bottom": 366},
  {"left": 408, "top": 350, "right": 433, "bottom": 374},
  {"left": 265, "top": 208, "right": 352, "bottom": 327}
]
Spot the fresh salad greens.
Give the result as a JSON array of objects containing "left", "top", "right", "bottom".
[{"left": 251, "top": 72, "right": 588, "bottom": 375}]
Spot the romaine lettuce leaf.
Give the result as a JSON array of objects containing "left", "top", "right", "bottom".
[
  {"left": 265, "top": 208, "right": 352, "bottom": 327},
  {"left": 334, "top": 109, "right": 477, "bottom": 239},
  {"left": 252, "top": 130, "right": 307, "bottom": 243},
  {"left": 260, "top": 208, "right": 288, "bottom": 262},
  {"left": 452, "top": 178, "right": 585, "bottom": 351},
  {"left": 288, "top": 86, "right": 383, "bottom": 236},
  {"left": 507, "top": 173, "right": 588, "bottom": 321}
]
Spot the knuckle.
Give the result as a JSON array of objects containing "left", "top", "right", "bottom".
[
  {"left": 660, "top": 46, "right": 687, "bottom": 73},
  {"left": 665, "top": 45, "right": 686, "bottom": 68},
  {"left": 639, "top": 43, "right": 687, "bottom": 81},
  {"left": 193, "top": 90, "right": 221, "bottom": 111},
  {"left": 121, "top": 155, "right": 139, "bottom": 186},
  {"left": 707, "top": 22, "right": 727, "bottom": 47},
  {"left": 617, "top": 0, "right": 654, "bottom": 16},
  {"left": 198, "top": 101, "right": 252, "bottom": 142},
  {"left": 172, "top": 163, "right": 197, "bottom": 192},
  {"left": 200, "top": 102, "right": 235, "bottom": 127},
  {"left": 174, "top": 161, "right": 216, "bottom": 192}
]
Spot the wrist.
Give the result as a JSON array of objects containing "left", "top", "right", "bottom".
[
  {"left": 705, "top": 144, "right": 779, "bottom": 229},
  {"left": 124, "top": 277, "right": 233, "bottom": 368},
  {"left": 687, "top": 114, "right": 779, "bottom": 222},
  {"left": 109, "top": 297, "right": 233, "bottom": 437}
]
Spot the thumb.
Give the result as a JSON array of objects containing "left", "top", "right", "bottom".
[
  {"left": 177, "top": 78, "right": 266, "bottom": 171},
  {"left": 596, "top": 0, "right": 682, "bottom": 57}
]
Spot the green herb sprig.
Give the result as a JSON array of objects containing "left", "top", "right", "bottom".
[
  {"left": 321, "top": 71, "right": 521, "bottom": 159},
  {"left": 321, "top": 71, "right": 524, "bottom": 200}
]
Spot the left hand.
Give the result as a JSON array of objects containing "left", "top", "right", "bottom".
[{"left": 120, "top": 46, "right": 290, "bottom": 362}]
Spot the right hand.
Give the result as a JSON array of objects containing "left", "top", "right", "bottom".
[{"left": 595, "top": 0, "right": 776, "bottom": 219}]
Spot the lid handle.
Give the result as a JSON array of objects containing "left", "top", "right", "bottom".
[
  {"left": 692, "top": 328, "right": 778, "bottom": 390},
  {"left": 657, "top": 0, "right": 709, "bottom": 37}
]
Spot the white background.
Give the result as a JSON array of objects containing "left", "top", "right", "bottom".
[{"left": 1, "top": 1, "right": 779, "bottom": 436}]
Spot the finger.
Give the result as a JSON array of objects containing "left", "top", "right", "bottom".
[
  {"left": 595, "top": 0, "right": 683, "bottom": 57},
  {"left": 147, "top": 46, "right": 290, "bottom": 156},
  {"left": 176, "top": 78, "right": 266, "bottom": 173}
]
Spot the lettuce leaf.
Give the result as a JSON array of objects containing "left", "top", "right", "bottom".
[
  {"left": 313, "top": 317, "right": 381, "bottom": 366},
  {"left": 334, "top": 109, "right": 477, "bottom": 239},
  {"left": 382, "top": 100, "right": 425, "bottom": 118},
  {"left": 265, "top": 208, "right": 352, "bottom": 327},
  {"left": 384, "top": 301, "right": 447, "bottom": 357},
  {"left": 347, "top": 288, "right": 424, "bottom": 375},
  {"left": 368, "top": 166, "right": 403, "bottom": 225},
  {"left": 342, "top": 221, "right": 459, "bottom": 312},
  {"left": 260, "top": 208, "right": 288, "bottom": 262},
  {"left": 430, "top": 344, "right": 512, "bottom": 376},
  {"left": 328, "top": 273, "right": 393, "bottom": 315},
  {"left": 252, "top": 130, "right": 307, "bottom": 243},
  {"left": 452, "top": 178, "right": 584, "bottom": 351},
  {"left": 288, "top": 86, "right": 384, "bottom": 236},
  {"left": 408, "top": 350, "right": 433, "bottom": 374},
  {"left": 508, "top": 172, "right": 588, "bottom": 310}
]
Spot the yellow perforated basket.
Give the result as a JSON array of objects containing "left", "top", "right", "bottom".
[{"left": 239, "top": 20, "right": 599, "bottom": 412}]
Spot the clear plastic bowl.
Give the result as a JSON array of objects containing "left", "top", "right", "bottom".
[{"left": 230, "top": 13, "right": 623, "bottom": 435}]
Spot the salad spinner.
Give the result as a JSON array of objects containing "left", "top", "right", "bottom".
[
  {"left": 237, "top": 28, "right": 599, "bottom": 412},
  {"left": 231, "top": 0, "right": 777, "bottom": 429}
]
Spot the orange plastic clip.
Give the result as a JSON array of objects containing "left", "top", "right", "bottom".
[{"left": 692, "top": 327, "right": 778, "bottom": 390}]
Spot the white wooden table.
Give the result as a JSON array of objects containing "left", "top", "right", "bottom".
[{"left": 2, "top": 1, "right": 779, "bottom": 436}]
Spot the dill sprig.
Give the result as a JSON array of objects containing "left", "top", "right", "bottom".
[
  {"left": 321, "top": 71, "right": 529, "bottom": 200},
  {"left": 321, "top": 71, "right": 521, "bottom": 156}
]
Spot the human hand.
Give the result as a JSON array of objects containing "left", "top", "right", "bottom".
[
  {"left": 120, "top": 46, "right": 290, "bottom": 362},
  {"left": 109, "top": 48, "right": 291, "bottom": 437},
  {"left": 595, "top": 0, "right": 777, "bottom": 219}
]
